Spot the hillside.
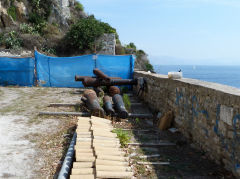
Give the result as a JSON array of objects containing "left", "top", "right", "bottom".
[{"left": 0, "top": 0, "right": 153, "bottom": 71}]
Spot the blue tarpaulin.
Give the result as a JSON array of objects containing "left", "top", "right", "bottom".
[
  {"left": 35, "top": 51, "right": 135, "bottom": 88},
  {"left": 0, "top": 57, "right": 35, "bottom": 86}
]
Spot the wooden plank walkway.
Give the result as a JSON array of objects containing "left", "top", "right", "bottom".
[{"left": 70, "top": 116, "right": 133, "bottom": 179}]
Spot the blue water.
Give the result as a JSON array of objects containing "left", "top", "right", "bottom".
[{"left": 154, "top": 65, "right": 240, "bottom": 88}]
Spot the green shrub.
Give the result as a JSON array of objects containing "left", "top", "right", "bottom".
[
  {"left": 75, "top": 2, "right": 84, "bottom": 11},
  {"left": 4, "top": 31, "right": 22, "bottom": 49},
  {"left": 112, "top": 128, "right": 130, "bottom": 147},
  {"left": 28, "top": 0, "right": 51, "bottom": 34},
  {"left": 41, "top": 46, "right": 56, "bottom": 55},
  {"left": 125, "top": 42, "right": 136, "bottom": 50},
  {"left": 145, "top": 62, "right": 154, "bottom": 72},
  {"left": 7, "top": 6, "right": 17, "bottom": 21},
  {"left": 123, "top": 93, "right": 131, "bottom": 111},
  {"left": 135, "top": 117, "right": 140, "bottom": 124},
  {"left": 29, "top": 0, "right": 52, "bottom": 20},
  {"left": 28, "top": 12, "right": 45, "bottom": 25},
  {"left": 64, "top": 15, "right": 117, "bottom": 53},
  {"left": 20, "top": 23, "right": 37, "bottom": 34},
  {"left": 100, "top": 22, "right": 117, "bottom": 34}
]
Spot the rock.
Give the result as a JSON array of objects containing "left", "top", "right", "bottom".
[
  {"left": 0, "top": 7, "right": 15, "bottom": 28},
  {"left": 14, "top": 1, "right": 28, "bottom": 22},
  {"left": 157, "top": 111, "right": 174, "bottom": 131},
  {"left": 49, "top": 0, "right": 72, "bottom": 27}
]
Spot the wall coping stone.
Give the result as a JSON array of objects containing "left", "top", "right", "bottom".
[{"left": 135, "top": 70, "right": 240, "bottom": 96}]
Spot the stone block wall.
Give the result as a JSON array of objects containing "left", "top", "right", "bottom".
[
  {"left": 134, "top": 71, "right": 240, "bottom": 177},
  {"left": 97, "top": 33, "right": 116, "bottom": 55}
]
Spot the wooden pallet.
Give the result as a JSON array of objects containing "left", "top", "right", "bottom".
[{"left": 70, "top": 116, "right": 133, "bottom": 179}]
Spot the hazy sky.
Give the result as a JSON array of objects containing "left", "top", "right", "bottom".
[{"left": 80, "top": 0, "right": 240, "bottom": 65}]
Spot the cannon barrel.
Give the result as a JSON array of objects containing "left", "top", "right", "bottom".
[
  {"left": 75, "top": 76, "right": 92, "bottom": 81},
  {"left": 109, "top": 86, "right": 120, "bottom": 97},
  {"left": 93, "top": 68, "right": 111, "bottom": 81},
  {"left": 112, "top": 94, "right": 128, "bottom": 119},
  {"left": 82, "top": 89, "right": 104, "bottom": 117},
  {"left": 82, "top": 77, "right": 137, "bottom": 87},
  {"left": 103, "top": 95, "right": 115, "bottom": 116}
]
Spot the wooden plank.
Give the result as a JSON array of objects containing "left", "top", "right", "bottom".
[
  {"left": 76, "top": 156, "right": 95, "bottom": 162},
  {"left": 93, "top": 140, "right": 119, "bottom": 144},
  {"left": 95, "top": 150, "right": 125, "bottom": 156},
  {"left": 96, "top": 159, "right": 128, "bottom": 166},
  {"left": 94, "top": 136, "right": 118, "bottom": 140},
  {"left": 74, "top": 146, "right": 92, "bottom": 150},
  {"left": 97, "top": 155, "right": 128, "bottom": 162},
  {"left": 93, "top": 132, "right": 117, "bottom": 138},
  {"left": 94, "top": 146, "right": 122, "bottom": 151},
  {"left": 71, "top": 168, "right": 94, "bottom": 175},
  {"left": 73, "top": 162, "right": 94, "bottom": 168},
  {"left": 137, "top": 161, "right": 170, "bottom": 165},
  {"left": 77, "top": 131, "right": 92, "bottom": 135},
  {"left": 91, "top": 127, "right": 113, "bottom": 132},
  {"left": 76, "top": 141, "right": 92, "bottom": 145},
  {"left": 96, "top": 165, "right": 131, "bottom": 172},
  {"left": 75, "top": 153, "right": 94, "bottom": 157},
  {"left": 74, "top": 149, "right": 93, "bottom": 153},
  {"left": 93, "top": 143, "right": 120, "bottom": 148},
  {"left": 90, "top": 116, "right": 112, "bottom": 123},
  {"left": 70, "top": 175, "right": 95, "bottom": 179},
  {"left": 96, "top": 171, "right": 133, "bottom": 179}
]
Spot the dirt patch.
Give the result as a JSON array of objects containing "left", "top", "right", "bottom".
[{"left": 0, "top": 87, "right": 81, "bottom": 178}]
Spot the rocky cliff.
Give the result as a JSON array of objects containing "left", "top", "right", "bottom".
[{"left": 0, "top": 0, "right": 153, "bottom": 71}]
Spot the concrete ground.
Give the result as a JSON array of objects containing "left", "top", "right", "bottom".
[{"left": 0, "top": 87, "right": 81, "bottom": 179}]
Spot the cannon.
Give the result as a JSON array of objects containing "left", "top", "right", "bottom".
[
  {"left": 77, "top": 77, "right": 137, "bottom": 87},
  {"left": 109, "top": 86, "right": 120, "bottom": 97},
  {"left": 75, "top": 69, "right": 137, "bottom": 87},
  {"left": 103, "top": 95, "right": 115, "bottom": 116},
  {"left": 112, "top": 94, "right": 128, "bottom": 119},
  {"left": 82, "top": 89, "right": 104, "bottom": 117}
]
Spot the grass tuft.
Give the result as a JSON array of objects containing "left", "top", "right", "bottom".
[
  {"left": 123, "top": 93, "right": 131, "bottom": 111},
  {"left": 112, "top": 128, "right": 130, "bottom": 147}
]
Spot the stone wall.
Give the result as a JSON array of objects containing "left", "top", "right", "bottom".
[
  {"left": 97, "top": 33, "right": 116, "bottom": 55},
  {"left": 134, "top": 71, "right": 240, "bottom": 177}
]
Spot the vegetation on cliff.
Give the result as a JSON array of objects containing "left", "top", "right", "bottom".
[{"left": 0, "top": 0, "right": 153, "bottom": 71}]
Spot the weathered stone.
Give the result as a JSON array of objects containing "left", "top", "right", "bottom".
[
  {"left": 97, "top": 33, "right": 116, "bottom": 55},
  {"left": 220, "top": 105, "right": 233, "bottom": 126},
  {"left": 14, "top": 1, "right": 28, "bottom": 22}
]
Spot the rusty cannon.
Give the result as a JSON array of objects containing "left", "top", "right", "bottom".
[
  {"left": 81, "top": 89, "right": 104, "bottom": 117},
  {"left": 112, "top": 94, "right": 128, "bottom": 119},
  {"left": 75, "top": 77, "right": 137, "bottom": 87},
  {"left": 109, "top": 86, "right": 120, "bottom": 97},
  {"left": 103, "top": 95, "right": 115, "bottom": 116},
  {"left": 75, "top": 68, "right": 137, "bottom": 87}
]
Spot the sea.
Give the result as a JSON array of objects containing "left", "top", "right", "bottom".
[{"left": 154, "top": 65, "right": 240, "bottom": 89}]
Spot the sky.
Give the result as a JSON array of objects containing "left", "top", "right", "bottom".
[{"left": 80, "top": 0, "right": 240, "bottom": 65}]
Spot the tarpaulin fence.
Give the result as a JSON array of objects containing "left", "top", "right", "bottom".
[
  {"left": 0, "top": 51, "right": 134, "bottom": 87},
  {"left": 0, "top": 57, "right": 35, "bottom": 86},
  {"left": 35, "top": 51, "right": 135, "bottom": 87}
]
